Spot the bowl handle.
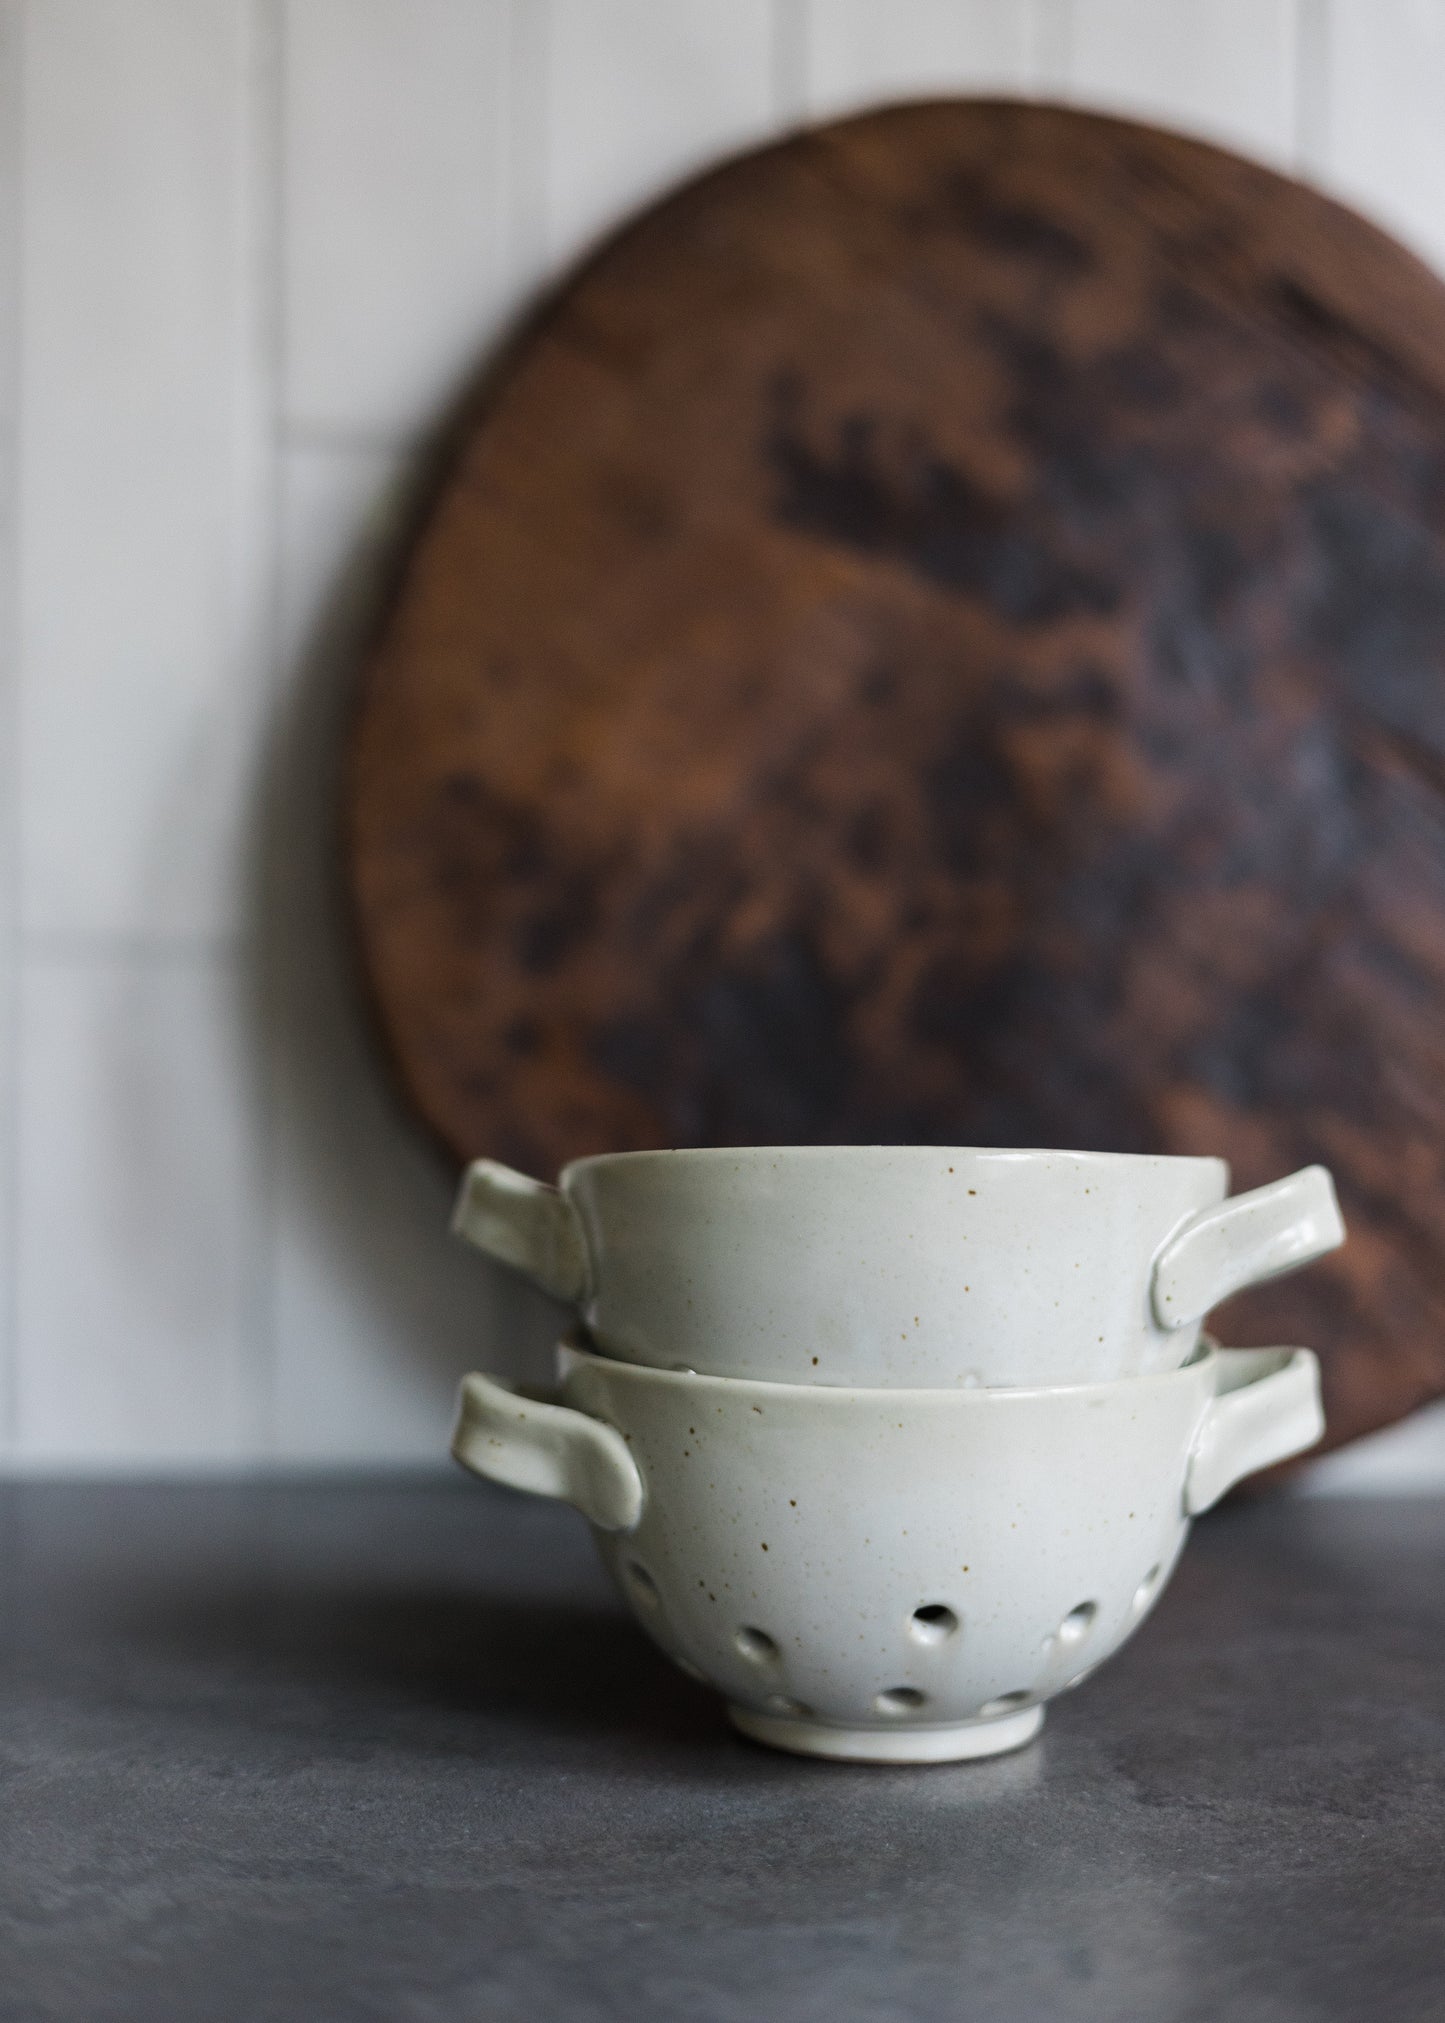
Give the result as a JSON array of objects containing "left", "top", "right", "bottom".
[
  {"left": 1151, "top": 1166, "right": 1344, "bottom": 1330},
  {"left": 451, "top": 1371, "right": 643, "bottom": 1532},
  {"left": 451, "top": 1159, "right": 589, "bottom": 1303},
  {"left": 1184, "top": 1347, "right": 1324, "bottom": 1514}
]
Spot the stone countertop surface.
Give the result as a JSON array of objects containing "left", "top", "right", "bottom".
[{"left": 2, "top": 1479, "right": 1441, "bottom": 2022}]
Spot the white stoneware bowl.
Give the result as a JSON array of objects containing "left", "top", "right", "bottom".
[
  {"left": 453, "top": 1146, "right": 1343, "bottom": 1388},
  {"left": 451, "top": 1337, "right": 1324, "bottom": 1763}
]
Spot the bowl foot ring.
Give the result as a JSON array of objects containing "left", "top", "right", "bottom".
[{"left": 728, "top": 1701, "right": 1044, "bottom": 1764}]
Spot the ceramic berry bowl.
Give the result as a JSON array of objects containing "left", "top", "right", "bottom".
[
  {"left": 453, "top": 1147, "right": 1343, "bottom": 1389},
  {"left": 451, "top": 1336, "right": 1323, "bottom": 1763}
]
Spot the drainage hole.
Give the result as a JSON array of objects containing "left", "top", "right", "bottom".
[
  {"left": 1132, "top": 1565, "right": 1162, "bottom": 1612},
  {"left": 1058, "top": 1600, "right": 1099, "bottom": 1645},
  {"left": 625, "top": 1561, "right": 660, "bottom": 1607},
  {"left": 979, "top": 1690, "right": 1031, "bottom": 1716},
  {"left": 909, "top": 1603, "right": 959, "bottom": 1645},
  {"left": 734, "top": 1626, "right": 779, "bottom": 1663},
  {"left": 874, "top": 1686, "right": 927, "bottom": 1715}
]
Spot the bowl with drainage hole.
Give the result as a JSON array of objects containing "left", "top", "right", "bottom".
[{"left": 451, "top": 1335, "right": 1324, "bottom": 1763}]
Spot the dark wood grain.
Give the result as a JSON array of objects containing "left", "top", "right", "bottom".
[{"left": 347, "top": 100, "right": 1445, "bottom": 1453}]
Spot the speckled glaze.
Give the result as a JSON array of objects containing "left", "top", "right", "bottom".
[
  {"left": 451, "top": 1339, "right": 1324, "bottom": 1762},
  {"left": 453, "top": 1146, "right": 1343, "bottom": 1388}
]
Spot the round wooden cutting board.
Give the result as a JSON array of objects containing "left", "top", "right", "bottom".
[{"left": 348, "top": 100, "right": 1445, "bottom": 1454}]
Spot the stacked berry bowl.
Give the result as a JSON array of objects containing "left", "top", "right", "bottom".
[{"left": 450, "top": 1147, "right": 1342, "bottom": 1763}]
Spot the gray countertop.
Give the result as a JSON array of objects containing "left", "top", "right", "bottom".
[{"left": 2, "top": 1478, "right": 1442, "bottom": 2022}]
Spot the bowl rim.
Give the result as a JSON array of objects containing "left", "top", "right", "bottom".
[
  {"left": 560, "top": 1143, "right": 1228, "bottom": 1183},
  {"left": 552, "top": 1333, "right": 1272, "bottom": 1409}
]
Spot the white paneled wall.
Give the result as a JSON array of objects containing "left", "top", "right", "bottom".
[
  {"left": 17, "top": 950, "right": 264, "bottom": 1463},
  {"left": 543, "top": 0, "right": 779, "bottom": 260},
  {"left": 1314, "top": 0, "right": 1445, "bottom": 275},
  {"left": 20, "top": 0, "right": 272, "bottom": 943},
  {"left": 281, "top": 0, "right": 514, "bottom": 442},
  {"left": 1065, "top": 0, "right": 1300, "bottom": 163},
  {"left": 802, "top": 1, "right": 1036, "bottom": 118},
  {"left": 0, "top": 4, "right": 19, "bottom": 1462},
  {"left": 1, "top": 0, "right": 1443, "bottom": 1483}
]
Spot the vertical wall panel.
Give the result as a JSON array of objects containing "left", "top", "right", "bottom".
[
  {"left": 1316, "top": 0, "right": 1445, "bottom": 276},
  {"left": 16, "top": 955, "right": 263, "bottom": 1466},
  {"left": 265, "top": 445, "right": 561, "bottom": 1463},
  {"left": 506, "top": 0, "right": 552, "bottom": 299},
  {"left": 803, "top": 0, "right": 1034, "bottom": 120},
  {"left": 544, "top": 0, "right": 777, "bottom": 267},
  {"left": 19, "top": 0, "right": 272, "bottom": 942},
  {"left": 281, "top": 0, "right": 513, "bottom": 443},
  {"left": 1030, "top": 0, "right": 1071, "bottom": 94},
  {"left": 0, "top": 1, "right": 20, "bottom": 1460},
  {"left": 1065, "top": 0, "right": 1299, "bottom": 164}
]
